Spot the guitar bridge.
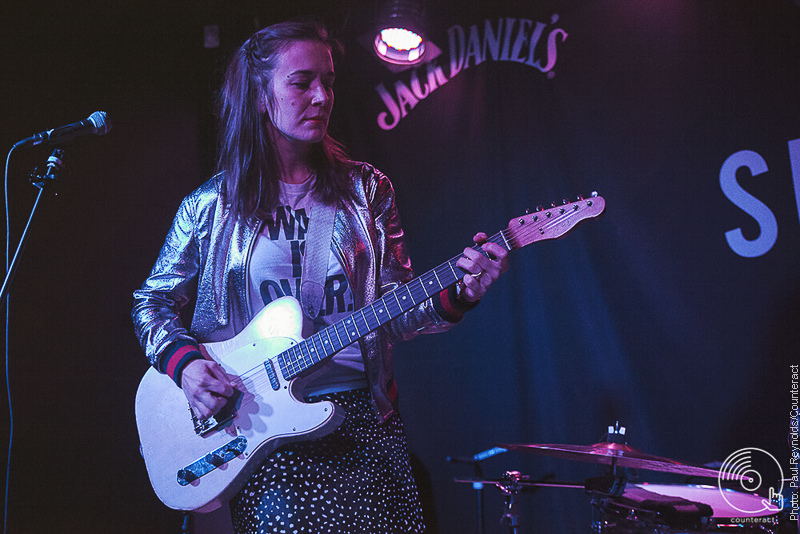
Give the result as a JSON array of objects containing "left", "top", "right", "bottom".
[{"left": 190, "top": 389, "right": 242, "bottom": 436}]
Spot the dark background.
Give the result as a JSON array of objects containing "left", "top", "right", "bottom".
[{"left": 1, "top": 0, "right": 798, "bottom": 532}]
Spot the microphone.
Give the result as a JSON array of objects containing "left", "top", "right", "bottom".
[{"left": 14, "top": 111, "right": 112, "bottom": 148}]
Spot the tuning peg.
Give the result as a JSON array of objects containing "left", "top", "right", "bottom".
[
  {"left": 577, "top": 194, "right": 584, "bottom": 201},
  {"left": 591, "top": 191, "right": 598, "bottom": 197},
  {"left": 535, "top": 205, "right": 543, "bottom": 212},
  {"left": 525, "top": 208, "right": 530, "bottom": 214},
  {"left": 562, "top": 198, "right": 570, "bottom": 205},
  {"left": 551, "top": 201, "right": 557, "bottom": 208}
]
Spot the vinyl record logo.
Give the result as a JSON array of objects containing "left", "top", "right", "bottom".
[{"left": 718, "top": 448, "right": 783, "bottom": 514}]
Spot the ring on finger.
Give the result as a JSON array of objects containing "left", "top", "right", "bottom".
[{"left": 472, "top": 269, "right": 484, "bottom": 282}]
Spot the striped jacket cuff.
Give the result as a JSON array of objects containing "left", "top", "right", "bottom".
[
  {"left": 158, "top": 340, "right": 203, "bottom": 388},
  {"left": 433, "top": 285, "right": 479, "bottom": 323}
]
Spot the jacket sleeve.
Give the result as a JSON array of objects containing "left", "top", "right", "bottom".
[
  {"left": 365, "top": 166, "right": 477, "bottom": 344},
  {"left": 132, "top": 193, "right": 204, "bottom": 386}
]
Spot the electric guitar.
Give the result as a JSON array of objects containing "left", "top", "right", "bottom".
[{"left": 135, "top": 194, "right": 606, "bottom": 512}]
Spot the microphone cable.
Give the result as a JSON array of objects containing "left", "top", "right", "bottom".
[{"left": 3, "top": 144, "right": 15, "bottom": 534}]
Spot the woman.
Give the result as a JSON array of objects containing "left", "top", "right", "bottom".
[{"left": 132, "top": 18, "right": 508, "bottom": 533}]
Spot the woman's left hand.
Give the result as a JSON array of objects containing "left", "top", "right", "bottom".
[{"left": 455, "top": 232, "right": 510, "bottom": 303}]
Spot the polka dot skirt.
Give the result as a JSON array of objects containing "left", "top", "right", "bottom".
[{"left": 229, "top": 388, "right": 426, "bottom": 534}]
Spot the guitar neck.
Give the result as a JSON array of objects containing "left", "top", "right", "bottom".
[
  {"left": 275, "top": 194, "right": 605, "bottom": 381},
  {"left": 276, "top": 231, "right": 511, "bottom": 380}
]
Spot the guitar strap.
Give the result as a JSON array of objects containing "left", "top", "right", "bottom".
[{"left": 300, "top": 199, "right": 338, "bottom": 320}]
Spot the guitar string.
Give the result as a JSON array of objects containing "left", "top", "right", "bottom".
[
  {"left": 272, "top": 232, "right": 510, "bottom": 381},
  {"left": 213, "top": 213, "right": 549, "bottom": 386},
  {"left": 230, "top": 207, "right": 586, "bottom": 385},
  {"left": 170, "top": 372, "right": 269, "bottom": 441},
  {"left": 218, "top": 204, "right": 588, "bottom": 386},
  {"left": 175, "top": 202, "right": 595, "bottom": 438},
  {"left": 171, "top": 362, "right": 339, "bottom": 441}
]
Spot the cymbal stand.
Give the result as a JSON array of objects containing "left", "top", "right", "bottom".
[
  {"left": 454, "top": 473, "right": 581, "bottom": 533},
  {"left": 586, "top": 422, "right": 630, "bottom": 497},
  {"left": 474, "top": 462, "right": 487, "bottom": 534},
  {"left": 498, "top": 471, "right": 525, "bottom": 534},
  {"left": 446, "top": 446, "right": 507, "bottom": 534}
]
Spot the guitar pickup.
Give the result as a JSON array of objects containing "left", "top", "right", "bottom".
[
  {"left": 265, "top": 358, "right": 280, "bottom": 390},
  {"left": 177, "top": 436, "right": 247, "bottom": 486}
]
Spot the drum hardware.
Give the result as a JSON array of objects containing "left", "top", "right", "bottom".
[
  {"left": 498, "top": 471, "right": 528, "bottom": 534},
  {"left": 591, "top": 484, "right": 783, "bottom": 533},
  {"left": 583, "top": 423, "right": 632, "bottom": 499},
  {"left": 585, "top": 473, "right": 630, "bottom": 498},
  {"left": 446, "top": 446, "right": 509, "bottom": 534},
  {"left": 494, "top": 423, "right": 773, "bottom": 533},
  {"left": 454, "top": 471, "right": 585, "bottom": 534},
  {"left": 451, "top": 424, "right": 774, "bottom": 532}
]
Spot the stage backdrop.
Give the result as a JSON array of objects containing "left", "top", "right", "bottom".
[{"left": 0, "top": 0, "right": 798, "bottom": 532}]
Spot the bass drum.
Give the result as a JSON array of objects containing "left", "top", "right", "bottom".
[{"left": 592, "top": 484, "right": 780, "bottom": 533}]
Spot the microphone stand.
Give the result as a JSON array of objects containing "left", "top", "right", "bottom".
[
  {"left": 0, "top": 149, "right": 65, "bottom": 305},
  {"left": 447, "top": 447, "right": 508, "bottom": 534},
  {"left": 473, "top": 458, "right": 486, "bottom": 534}
]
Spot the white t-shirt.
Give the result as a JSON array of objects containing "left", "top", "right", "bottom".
[{"left": 247, "top": 178, "right": 367, "bottom": 396}]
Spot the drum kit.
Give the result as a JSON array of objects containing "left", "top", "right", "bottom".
[{"left": 454, "top": 424, "right": 787, "bottom": 534}]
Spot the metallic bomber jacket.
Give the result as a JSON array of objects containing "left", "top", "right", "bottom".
[{"left": 132, "top": 163, "right": 458, "bottom": 421}]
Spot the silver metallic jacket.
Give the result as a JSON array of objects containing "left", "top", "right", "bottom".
[{"left": 132, "top": 163, "right": 460, "bottom": 421}]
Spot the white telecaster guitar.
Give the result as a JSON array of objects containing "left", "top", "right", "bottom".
[{"left": 135, "top": 194, "right": 606, "bottom": 512}]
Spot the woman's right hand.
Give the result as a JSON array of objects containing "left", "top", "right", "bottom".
[{"left": 181, "top": 359, "right": 235, "bottom": 419}]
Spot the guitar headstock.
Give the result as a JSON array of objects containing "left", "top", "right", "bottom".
[{"left": 505, "top": 193, "right": 605, "bottom": 249}]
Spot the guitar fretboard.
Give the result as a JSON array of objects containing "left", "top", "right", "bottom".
[
  {"left": 271, "top": 193, "right": 605, "bottom": 382},
  {"left": 275, "top": 231, "right": 512, "bottom": 380}
]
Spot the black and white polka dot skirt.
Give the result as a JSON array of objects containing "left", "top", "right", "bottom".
[{"left": 229, "top": 388, "right": 426, "bottom": 534}]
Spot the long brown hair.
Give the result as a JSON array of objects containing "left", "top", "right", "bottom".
[{"left": 216, "top": 18, "right": 354, "bottom": 221}]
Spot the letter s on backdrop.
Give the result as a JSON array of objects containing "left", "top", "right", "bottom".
[{"left": 720, "top": 150, "right": 778, "bottom": 258}]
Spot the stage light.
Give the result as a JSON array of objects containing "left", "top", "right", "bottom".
[{"left": 373, "top": 0, "right": 427, "bottom": 65}]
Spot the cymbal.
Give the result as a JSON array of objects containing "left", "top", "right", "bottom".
[{"left": 497, "top": 442, "right": 736, "bottom": 480}]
